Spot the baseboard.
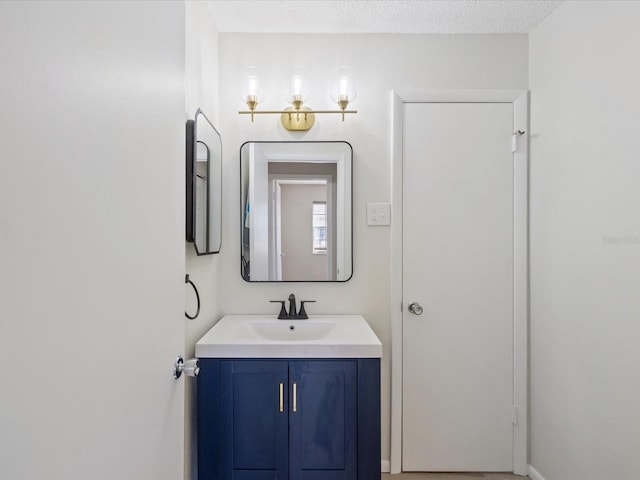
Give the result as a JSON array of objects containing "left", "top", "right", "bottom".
[
  {"left": 528, "top": 465, "right": 546, "bottom": 480},
  {"left": 380, "top": 460, "right": 535, "bottom": 476}
]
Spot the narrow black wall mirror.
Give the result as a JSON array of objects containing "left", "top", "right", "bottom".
[
  {"left": 240, "top": 141, "right": 353, "bottom": 282},
  {"left": 186, "top": 109, "right": 222, "bottom": 255}
]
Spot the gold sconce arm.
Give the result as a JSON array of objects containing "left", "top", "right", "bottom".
[
  {"left": 239, "top": 108, "right": 357, "bottom": 131},
  {"left": 238, "top": 109, "right": 357, "bottom": 116}
]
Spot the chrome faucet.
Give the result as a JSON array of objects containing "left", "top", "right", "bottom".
[{"left": 270, "top": 294, "right": 315, "bottom": 320}]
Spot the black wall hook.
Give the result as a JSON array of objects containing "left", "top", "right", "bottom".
[{"left": 185, "top": 274, "right": 200, "bottom": 320}]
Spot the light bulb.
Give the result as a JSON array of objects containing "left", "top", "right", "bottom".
[
  {"left": 330, "top": 66, "right": 357, "bottom": 110},
  {"left": 293, "top": 76, "right": 302, "bottom": 96},
  {"left": 339, "top": 77, "right": 349, "bottom": 96},
  {"left": 248, "top": 76, "right": 258, "bottom": 96},
  {"left": 285, "top": 68, "right": 309, "bottom": 108},
  {"left": 242, "top": 66, "right": 263, "bottom": 111}
]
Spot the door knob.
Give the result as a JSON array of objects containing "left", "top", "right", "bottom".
[{"left": 408, "top": 302, "right": 423, "bottom": 315}]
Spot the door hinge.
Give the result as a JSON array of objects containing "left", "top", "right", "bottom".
[
  {"left": 512, "top": 130, "right": 525, "bottom": 153},
  {"left": 400, "top": 301, "right": 403, "bottom": 312},
  {"left": 512, "top": 405, "right": 518, "bottom": 425}
]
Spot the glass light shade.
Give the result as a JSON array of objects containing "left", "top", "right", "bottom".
[
  {"left": 330, "top": 66, "right": 357, "bottom": 108},
  {"left": 285, "top": 68, "right": 309, "bottom": 107},
  {"left": 241, "top": 66, "right": 263, "bottom": 108}
]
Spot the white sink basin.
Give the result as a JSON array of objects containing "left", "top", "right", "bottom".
[
  {"left": 196, "top": 315, "right": 382, "bottom": 358},
  {"left": 248, "top": 320, "right": 337, "bottom": 341}
]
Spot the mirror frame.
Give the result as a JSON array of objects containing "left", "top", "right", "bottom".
[
  {"left": 186, "top": 109, "right": 222, "bottom": 255},
  {"left": 240, "top": 140, "right": 353, "bottom": 283}
]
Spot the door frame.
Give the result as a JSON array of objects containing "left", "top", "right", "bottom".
[{"left": 390, "top": 90, "right": 529, "bottom": 476}]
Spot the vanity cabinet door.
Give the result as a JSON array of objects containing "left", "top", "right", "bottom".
[
  {"left": 221, "top": 360, "right": 289, "bottom": 480},
  {"left": 289, "top": 360, "right": 357, "bottom": 480}
]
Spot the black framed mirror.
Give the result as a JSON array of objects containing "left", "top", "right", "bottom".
[
  {"left": 240, "top": 141, "right": 353, "bottom": 282},
  {"left": 186, "top": 109, "right": 222, "bottom": 255}
]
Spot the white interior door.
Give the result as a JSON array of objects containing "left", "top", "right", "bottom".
[
  {"left": 0, "top": 2, "right": 186, "bottom": 479},
  {"left": 402, "top": 102, "right": 515, "bottom": 472}
]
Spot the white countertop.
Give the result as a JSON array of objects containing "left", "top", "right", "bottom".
[{"left": 195, "top": 314, "right": 382, "bottom": 358}]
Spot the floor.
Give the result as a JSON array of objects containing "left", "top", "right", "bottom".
[{"left": 382, "top": 474, "right": 529, "bottom": 480}]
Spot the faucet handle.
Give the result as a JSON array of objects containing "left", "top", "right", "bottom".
[
  {"left": 270, "top": 300, "right": 288, "bottom": 319},
  {"left": 297, "top": 301, "right": 316, "bottom": 319}
]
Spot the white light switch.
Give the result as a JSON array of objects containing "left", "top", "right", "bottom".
[{"left": 367, "top": 203, "right": 391, "bottom": 226}]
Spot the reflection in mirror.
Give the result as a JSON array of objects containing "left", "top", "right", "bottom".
[
  {"left": 186, "top": 109, "right": 222, "bottom": 255},
  {"left": 241, "top": 142, "right": 352, "bottom": 282}
]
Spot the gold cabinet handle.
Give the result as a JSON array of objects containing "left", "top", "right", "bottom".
[
  {"left": 279, "top": 382, "right": 284, "bottom": 412},
  {"left": 292, "top": 381, "right": 297, "bottom": 412}
]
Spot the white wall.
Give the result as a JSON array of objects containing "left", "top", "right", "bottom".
[
  {"left": 529, "top": 2, "right": 640, "bottom": 479},
  {"left": 215, "top": 33, "right": 528, "bottom": 462},
  {"left": 184, "top": 2, "right": 220, "bottom": 479},
  {"left": 0, "top": 1, "right": 185, "bottom": 479}
]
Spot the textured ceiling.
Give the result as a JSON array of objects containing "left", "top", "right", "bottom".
[{"left": 207, "top": 0, "right": 562, "bottom": 34}]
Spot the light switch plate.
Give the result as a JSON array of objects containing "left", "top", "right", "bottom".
[{"left": 367, "top": 203, "right": 391, "bottom": 226}]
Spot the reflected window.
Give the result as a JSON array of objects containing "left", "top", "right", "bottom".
[{"left": 312, "top": 201, "right": 327, "bottom": 254}]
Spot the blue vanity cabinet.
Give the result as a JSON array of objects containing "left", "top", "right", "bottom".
[
  {"left": 221, "top": 360, "right": 289, "bottom": 480},
  {"left": 197, "top": 358, "right": 380, "bottom": 480},
  {"left": 289, "top": 361, "right": 357, "bottom": 480}
]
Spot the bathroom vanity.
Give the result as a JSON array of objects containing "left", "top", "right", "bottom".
[{"left": 196, "top": 315, "right": 382, "bottom": 480}]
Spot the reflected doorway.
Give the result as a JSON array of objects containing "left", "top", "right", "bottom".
[{"left": 271, "top": 173, "right": 334, "bottom": 281}]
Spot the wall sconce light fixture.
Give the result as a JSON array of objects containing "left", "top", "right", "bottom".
[{"left": 239, "top": 66, "right": 357, "bottom": 131}]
